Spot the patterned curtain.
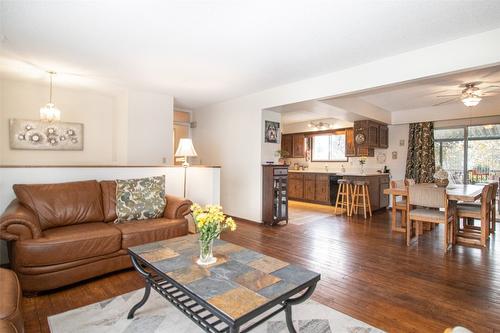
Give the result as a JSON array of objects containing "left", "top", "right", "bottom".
[{"left": 405, "top": 122, "right": 435, "bottom": 183}]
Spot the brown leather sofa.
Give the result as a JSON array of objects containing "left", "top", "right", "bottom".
[
  {"left": 0, "top": 268, "right": 24, "bottom": 333},
  {"left": 0, "top": 180, "right": 191, "bottom": 293}
]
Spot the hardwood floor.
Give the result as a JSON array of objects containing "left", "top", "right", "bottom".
[{"left": 23, "top": 208, "right": 499, "bottom": 333}]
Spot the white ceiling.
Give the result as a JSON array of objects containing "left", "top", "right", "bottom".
[
  {"left": 274, "top": 65, "right": 500, "bottom": 125},
  {"left": 2, "top": 1, "right": 500, "bottom": 108},
  {"left": 348, "top": 65, "right": 500, "bottom": 111}
]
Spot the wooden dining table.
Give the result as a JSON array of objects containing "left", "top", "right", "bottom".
[{"left": 383, "top": 183, "right": 485, "bottom": 202}]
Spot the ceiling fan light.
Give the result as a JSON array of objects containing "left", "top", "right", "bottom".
[
  {"left": 40, "top": 103, "right": 61, "bottom": 122},
  {"left": 462, "top": 95, "right": 481, "bottom": 107}
]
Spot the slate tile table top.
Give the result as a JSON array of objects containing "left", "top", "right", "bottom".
[{"left": 128, "top": 234, "right": 321, "bottom": 333}]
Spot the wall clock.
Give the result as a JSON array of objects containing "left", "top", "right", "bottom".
[{"left": 355, "top": 133, "right": 366, "bottom": 145}]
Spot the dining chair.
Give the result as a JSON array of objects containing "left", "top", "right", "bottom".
[
  {"left": 390, "top": 179, "right": 407, "bottom": 232},
  {"left": 406, "top": 184, "right": 454, "bottom": 251},
  {"left": 456, "top": 184, "right": 493, "bottom": 247}
]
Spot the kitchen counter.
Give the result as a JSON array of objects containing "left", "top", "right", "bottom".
[{"left": 288, "top": 169, "right": 387, "bottom": 177}]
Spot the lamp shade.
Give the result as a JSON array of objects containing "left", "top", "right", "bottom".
[{"left": 175, "top": 138, "right": 198, "bottom": 157}]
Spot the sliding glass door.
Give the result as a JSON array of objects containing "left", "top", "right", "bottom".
[{"left": 435, "top": 124, "right": 500, "bottom": 184}]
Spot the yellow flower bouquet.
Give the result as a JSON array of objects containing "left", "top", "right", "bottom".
[{"left": 191, "top": 203, "right": 237, "bottom": 265}]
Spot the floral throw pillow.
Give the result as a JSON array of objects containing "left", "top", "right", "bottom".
[{"left": 115, "top": 176, "right": 166, "bottom": 223}]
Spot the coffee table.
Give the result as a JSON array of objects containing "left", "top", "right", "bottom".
[{"left": 127, "top": 234, "right": 320, "bottom": 333}]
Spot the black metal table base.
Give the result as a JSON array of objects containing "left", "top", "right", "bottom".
[{"left": 128, "top": 255, "right": 317, "bottom": 333}]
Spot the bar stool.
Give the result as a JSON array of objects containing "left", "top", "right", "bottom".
[
  {"left": 334, "top": 179, "right": 351, "bottom": 216},
  {"left": 350, "top": 180, "right": 372, "bottom": 219}
]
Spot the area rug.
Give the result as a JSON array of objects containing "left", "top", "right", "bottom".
[{"left": 48, "top": 288, "right": 384, "bottom": 333}]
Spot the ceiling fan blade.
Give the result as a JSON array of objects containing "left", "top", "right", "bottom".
[
  {"left": 436, "top": 94, "right": 460, "bottom": 98},
  {"left": 433, "top": 97, "right": 460, "bottom": 106},
  {"left": 481, "top": 67, "right": 500, "bottom": 79},
  {"left": 481, "top": 86, "right": 500, "bottom": 94}
]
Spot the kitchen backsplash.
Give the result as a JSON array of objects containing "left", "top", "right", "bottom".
[{"left": 285, "top": 149, "right": 390, "bottom": 174}]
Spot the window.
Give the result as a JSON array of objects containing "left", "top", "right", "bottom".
[
  {"left": 434, "top": 124, "right": 500, "bottom": 184},
  {"left": 311, "top": 133, "right": 347, "bottom": 162}
]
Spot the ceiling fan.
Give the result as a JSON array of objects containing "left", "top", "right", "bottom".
[{"left": 434, "top": 81, "right": 500, "bottom": 107}]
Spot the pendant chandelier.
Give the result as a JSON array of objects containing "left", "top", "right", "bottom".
[{"left": 40, "top": 71, "right": 61, "bottom": 122}]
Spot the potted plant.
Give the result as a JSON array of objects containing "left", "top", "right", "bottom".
[
  {"left": 191, "top": 204, "right": 237, "bottom": 265},
  {"left": 275, "top": 150, "right": 290, "bottom": 165}
]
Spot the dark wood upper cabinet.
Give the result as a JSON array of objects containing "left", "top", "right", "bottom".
[
  {"left": 367, "top": 123, "right": 379, "bottom": 148},
  {"left": 292, "top": 134, "right": 305, "bottom": 158},
  {"left": 281, "top": 134, "right": 293, "bottom": 156},
  {"left": 353, "top": 120, "right": 389, "bottom": 154},
  {"left": 378, "top": 125, "right": 389, "bottom": 148},
  {"left": 345, "top": 128, "right": 356, "bottom": 157}
]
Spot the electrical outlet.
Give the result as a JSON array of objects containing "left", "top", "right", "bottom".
[{"left": 162, "top": 157, "right": 167, "bottom": 164}]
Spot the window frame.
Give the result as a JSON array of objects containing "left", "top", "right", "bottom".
[
  {"left": 434, "top": 123, "right": 500, "bottom": 184},
  {"left": 310, "top": 131, "right": 348, "bottom": 162}
]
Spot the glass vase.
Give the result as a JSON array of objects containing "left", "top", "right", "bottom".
[{"left": 197, "top": 238, "right": 217, "bottom": 266}]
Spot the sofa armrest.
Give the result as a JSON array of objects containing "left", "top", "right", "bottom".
[
  {"left": 0, "top": 200, "right": 42, "bottom": 241},
  {"left": 163, "top": 195, "right": 192, "bottom": 219},
  {"left": 0, "top": 320, "right": 18, "bottom": 333}
]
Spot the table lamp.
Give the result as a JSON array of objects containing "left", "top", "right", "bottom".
[{"left": 175, "top": 138, "right": 198, "bottom": 197}]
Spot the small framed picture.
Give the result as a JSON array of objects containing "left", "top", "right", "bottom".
[
  {"left": 392, "top": 151, "right": 398, "bottom": 159},
  {"left": 264, "top": 121, "right": 280, "bottom": 143}
]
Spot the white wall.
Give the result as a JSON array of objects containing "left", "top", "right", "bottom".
[
  {"left": 0, "top": 78, "right": 116, "bottom": 164},
  {"left": 127, "top": 92, "right": 174, "bottom": 164},
  {"left": 0, "top": 78, "right": 175, "bottom": 165},
  {"left": 193, "top": 28, "right": 500, "bottom": 222}
]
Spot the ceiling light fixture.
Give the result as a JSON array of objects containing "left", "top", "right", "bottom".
[
  {"left": 40, "top": 71, "right": 61, "bottom": 122},
  {"left": 461, "top": 93, "right": 482, "bottom": 107},
  {"left": 308, "top": 121, "right": 333, "bottom": 130}
]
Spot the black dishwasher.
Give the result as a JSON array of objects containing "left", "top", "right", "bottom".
[{"left": 329, "top": 175, "right": 342, "bottom": 205}]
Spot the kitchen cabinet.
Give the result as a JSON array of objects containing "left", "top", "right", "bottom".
[
  {"left": 287, "top": 172, "right": 331, "bottom": 205},
  {"left": 367, "top": 123, "right": 379, "bottom": 148},
  {"left": 315, "top": 174, "right": 330, "bottom": 203},
  {"left": 356, "top": 147, "right": 375, "bottom": 157},
  {"left": 292, "top": 134, "right": 305, "bottom": 158},
  {"left": 304, "top": 174, "right": 316, "bottom": 201},
  {"left": 281, "top": 134, "right": 293, "bottom": 156},
  {"left": 378, "top": 125, "right": 389, "bottom": 148},
  {"left": 288, "top": 173, "right": 304, "bottom": 199},
  {"left": 352, "top": 121, "right": 389, "bottom": 157},
  {"left": 345, "top": 128, "right": 356, "bottom": 157}
]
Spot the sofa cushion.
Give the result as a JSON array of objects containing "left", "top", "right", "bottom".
[
  {"left": 15, "top": 223, "right": 121, "bottom": 267},
  {"left": 115, "top": 176, "right": 166, "bottom": 223},
  {"left": 0, "top": 268, "right": 23, "bottom": 333},
  {"left": 13, "top": 180, "right": 104, "bottom": 230},
  {"left": 100, "top": 181, "right": 118, "bottom": 222},
  {"left": 115, "top": 218, "right": 187, "bottom": 249}
]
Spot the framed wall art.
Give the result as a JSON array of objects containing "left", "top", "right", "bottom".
[
  {"left": 9, "top": 119, "right": 84, "bottom": 151},
  {"left": 264, "top": 120, "right": 280, "bottom": 143}
]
